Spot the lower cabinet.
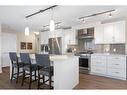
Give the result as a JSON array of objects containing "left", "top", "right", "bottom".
[
  {"left": 91, "top": 66, "right": 106, "bottom": 75},
  {"left": 91, "top": 54, "right": 126, "bottom": 80},
  {"left": 107, "top": 68, "right": 126, "bottom": 79}
]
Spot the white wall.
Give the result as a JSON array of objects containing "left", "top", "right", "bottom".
[
  {"left": 0, "top": 24, "right": 2, "bottom": 73},
  {"left": 0, "top": 24, "right": 38, "bottom": 69},
  {"left": 72, "top": 22, "right": 101, "bottom": 30},
  {"left": 1, "top": 32, "right": 17, "bottom": 67},
  {"left": 1, "top": 25, "right": 17, "bottom": 67},
  {"left": 17, "top": 32, "right": 36, "bottom": 53}
]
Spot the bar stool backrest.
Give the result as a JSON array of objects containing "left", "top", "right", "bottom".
[
  {"left": 20, "top": 53, "right": 31, "bottom": 65},
  {"left": 35, "top": 54, "right": 50, "bottom": 68},
  {"left": 9, "top": 52, "right": 17, "bottom": 64}
]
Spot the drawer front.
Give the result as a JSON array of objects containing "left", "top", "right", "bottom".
[
  {"left": 91, "top": 66, "right": 106, "bottom": 74},
  {"left": 91, "top": 55, "right": 106, "bottom": 61},
  {"left": 107, "top": 56, "right": 126, "bottom": 69},
  {"left": 91, "top": 56, "right": 106, "bottom": 67},
  {"left": 107, "top": 68, "right": 126, "bottom": 78},
  {"left": 91, "top": 60, "right": 106, "bottom": 67}
]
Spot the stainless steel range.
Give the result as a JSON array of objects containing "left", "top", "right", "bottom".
[{"left": 76, "top": 51, "right": 93, "bottom": 74}]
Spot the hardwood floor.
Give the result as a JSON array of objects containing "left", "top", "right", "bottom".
[
  {"left": 75, "top": 73, "right": 127, "bottom": 89},
  {"left": 1, "top": 67, "right": 127, "bottom": 89}
]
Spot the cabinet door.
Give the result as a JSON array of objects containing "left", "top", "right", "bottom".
[
  {"left": 114, "top": 21, "right": 125, "bottom": 43},
  {"left": 40, "top": 31, "right": 49, "bottom": 44},
  {"left": 103, "top": 23, "right": 114, "bottom": 44},
  {"left": 91, "top": 55, "right": 107, "bottom": 75},
  {"left": 94, "top": 25, "right": 104, "bottom": 44},
  {"left": 107, "top": 68, "right": 126, "bottom": 78},
  {"left": 68, "top": 29, "right": 76, "bottom": 44},
  {"left": 107, "top": 56, "right": 126, "bottom": 69},
  {"left": 91, "top": 66, "right": 107, "bottom": 74},
  {"left": 91, "top": 55, "right": 107, "bottom": 67},
  {"left": 64, "top": 29, "right": 76, "bottom": 45}
]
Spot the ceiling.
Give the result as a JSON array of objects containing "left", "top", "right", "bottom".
[{"left": 0, "top": 6, "right": 127, "bottom": 32}]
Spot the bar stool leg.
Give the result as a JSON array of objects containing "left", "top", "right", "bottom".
[
  {"left": 21, "top": 69, "right": 25, "bottom": 86},
  {"left": 16, "top": 68, "right": 19, "bottom": 83},
  {"left": 43, "top": 75, "right": 45, "bottom": 84},
  {"left": 35, "top": 70, "right": 36, "bottom": 81},
  {"left": 11, "top": 67, "right": 14, "bottom": 81},
  {"left": 37, "top": 74, "right": 40, "bottom": 89},
  {"left": 49, "top": 75, "right": 52, "bottom": 89},
  {"left": 29, "top": 71, "right": 32, "bottom": 89}
]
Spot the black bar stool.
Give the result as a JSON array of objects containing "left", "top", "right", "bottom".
[
  {"left": 35, "top": 54, "right": 53, "bottom": 89},
  {"left": 9, "top": 52, "right": 23, "bottom": 83},
  {"left": 20, "top": 53, "right": 38, "bottom": 89}
]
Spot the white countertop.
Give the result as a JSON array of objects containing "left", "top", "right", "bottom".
[
  {"left": 28, "top": 53, "right": 78, "bottom": 61},
  {"left": 92, "top": 53, "right": 126, "bottom": 56}
]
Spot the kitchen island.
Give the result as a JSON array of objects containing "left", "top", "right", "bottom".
[{"left": 10, "top": 54, "right": 79, "bottom": 89}]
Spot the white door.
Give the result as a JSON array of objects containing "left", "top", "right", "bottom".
[
  {"left": 94, "top": 25, "right": 104, "bottom": 44},
  {"left": 1, "top": 32, "right": 17, "bottom": 67},
  {"left": 103, "top": 23, "right": 114, "bottom": 44},
  {"left": 114, "top": 21, "right": 125, "bottom": 43}
]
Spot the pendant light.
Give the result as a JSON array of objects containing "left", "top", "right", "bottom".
[
  {"left": 25, "top": 26, "right": 30, "bottom": 36},
  {"left": 25, "top": 18, "right": 30, "bottom": 36},
  {"left": 50, "top": 8, "right": 55, "bottom": 32}
]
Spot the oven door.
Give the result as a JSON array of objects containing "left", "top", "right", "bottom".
[{"left": 79, "top": 57, "right": 89, "bottom": 70}]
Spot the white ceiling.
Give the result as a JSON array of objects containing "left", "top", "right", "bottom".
[{"left": 0, "top": 6, "right": 126, "bottom": 32}]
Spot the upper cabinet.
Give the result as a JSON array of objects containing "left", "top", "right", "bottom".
[
  {"left": 40, "top": 29, "right": 63, "bottom": 44},
  {"left": 40, "top": 31, "right": 49, "bottom": 44},
  {"left": 64, "top": 28, "right": 77, "bottom": 45},
  {"left": 49, "top": 29, "right": 63, "bottom": 38},
  {"left": 113, "top": 21, "right": 125, "bottom": 43},
  {"left": 95, "top": 20, "right": 126, "bottom": 44},
  {"left": 103, "top": 23, "right": 114, "bottom": 44},
  {"left": 94, "top": 25, "right": 104, "bottom": 44}
]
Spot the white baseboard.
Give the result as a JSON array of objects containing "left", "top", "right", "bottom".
[{"left": 90, "top": 72, "right": 126, "bottom": 80}]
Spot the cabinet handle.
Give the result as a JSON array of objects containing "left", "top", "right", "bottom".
[
  {"left": 96, "top": 69, "right": 100, "bottom": 71},
  {"left": 114, "top": 72, "right": 119, "bottom": 74},
  {"left": 114, "top": 64, "right": 119, "bottom": 65},
  {"left": 114, "top": 58, "right": 119, "bottom": 59}
]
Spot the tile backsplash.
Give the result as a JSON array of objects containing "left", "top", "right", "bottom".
[
  {"left": 95, "top": 44, "right": 125, "bottom": 54},
  {"left": 110, "top": 44, "right": 125, "bottom": 54}
]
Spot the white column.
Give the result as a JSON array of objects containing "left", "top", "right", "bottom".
[{"left": 0, "top": 24, "right": 2, "bottom": 73}]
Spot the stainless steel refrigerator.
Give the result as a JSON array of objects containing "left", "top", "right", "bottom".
[{"left": 48, "top": 37, "right": 62, "bottom": 54}]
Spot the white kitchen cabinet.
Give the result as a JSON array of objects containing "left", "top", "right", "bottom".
[
  {"left": 107, "top": 55, "right": 126, "bottom": 79},
  {"left": 91, "top": 55, "right": 106, "bottom": 67},
  {"left": 91, "top": 66, "right": 107, "bottom": 75},
  {"left": 114, "top": 21, "right": 125, "bottom": 43},
  {"left": 94, "top": 25, "right": 104, "bottom": 44},
  {"left": 48, "top": 29, "right": 63, "bottom": 38},
  {"left": 64, "top": 29, "right": 77, "bottom": 45},
  {"left": 107, "top": 56, "right": 126, "bottom": 69},
  {"left": 40, "top": 31, "right": 49, "bottom": 44},
  {"left": 107, "top": 68, "right": 126, "bottom": 78},
  {"left": 94, "top": 20, "right": 126, "bottom": 44},
  {"left": 91, "top": 55, "right": 107, "bottom": 74},
  {"left": 91, "top": 54, "right": 126, "bottom": 80},
  {"left": 103, "top": 23, "right": 114, "bottom": 44}
]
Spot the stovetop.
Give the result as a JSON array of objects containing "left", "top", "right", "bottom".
[{"left": 75, "top": 51, "right": 93, "bottom": 57}]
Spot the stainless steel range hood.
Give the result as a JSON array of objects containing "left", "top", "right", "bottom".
[{"left": 77, "top": 27, "right": 94, "bottom": 39}]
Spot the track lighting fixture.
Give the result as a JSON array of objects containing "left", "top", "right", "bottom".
[
  {"left": 79, "top": 9, "right": 115, "bottom": 21},
  {"left": 109, "top": 12, "right": 112, "bottom": 18}
]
